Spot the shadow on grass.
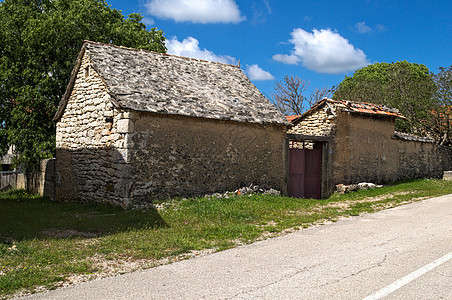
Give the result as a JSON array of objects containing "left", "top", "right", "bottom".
[{"left": 0, "top": 190, "right": 167, "bottom": 243}]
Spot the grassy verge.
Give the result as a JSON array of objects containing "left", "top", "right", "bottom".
[{"left": 1, "top": 179, "right": 452, "bottom": 298}]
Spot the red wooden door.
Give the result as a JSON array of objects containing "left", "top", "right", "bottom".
[
  {"left": 288, "top": 149, "right": 305, "bottom": 198},
  {"left": 289, "top": 148, "right": 322, "bottom": 199},
  {"left": 304, "top": 149, "right": 322, "bottom": 199}
]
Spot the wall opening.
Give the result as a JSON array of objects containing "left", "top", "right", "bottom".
[{"left": 288, "top": 140, "right": 323, "bottom": 199}]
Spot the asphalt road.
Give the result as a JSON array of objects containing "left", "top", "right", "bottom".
[{"left": 23, "top": 194, "right": 451, "bottom": 300}]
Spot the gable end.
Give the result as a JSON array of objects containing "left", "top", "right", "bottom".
[{"left": 53, "top": 46, "right": 121, "bottom": 122}]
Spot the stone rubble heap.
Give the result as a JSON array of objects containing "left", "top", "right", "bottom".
[
  {"left": 336, "top": 182, "right": 383, "bottom": 194},
  {"left": 138, "top": 185, "right": 281, "bottom": 211},
  {"left": 207, "top": 184, "right": 281, "bottom": 199}
]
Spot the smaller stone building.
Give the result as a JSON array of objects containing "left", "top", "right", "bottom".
[
  {"left": 288, "top": 98, "right": 452, "bottom": 198},
  {"left": 0, "top": 146, "right": 16, "bottom": 191},
  {"left": 54, "top": 41, "right": 288, "bottom": 207}
]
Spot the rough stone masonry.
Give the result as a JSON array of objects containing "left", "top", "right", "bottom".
[{"left": 54, "top": 41, "right": 289, "bottom": 208}]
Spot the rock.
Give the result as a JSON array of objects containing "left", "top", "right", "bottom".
[
  {"left": 336, "top": 182, "right": 381, "bottom": 194},
  {"left": 347, "top": 184, "right": 359, "bottom": 192},
  {"left": 264, "top": 188, "right": 281, "bottom": 196},
  {"left": 336, "top": 184, "right": 347, "bottom": 194},
  {"left": 358, "top": 182, "right": 369, "bottom": 189}
]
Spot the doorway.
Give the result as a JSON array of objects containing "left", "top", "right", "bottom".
[{"left": 288, "top": 141, "right": 322, "bottom": 199}]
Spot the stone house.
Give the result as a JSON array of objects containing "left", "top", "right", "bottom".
[
  {"left": 287, "top": 98, "right": 452, "bottom": 198},
  {"left": 54, "top": 41, "right": 289, "bottom": 208}
]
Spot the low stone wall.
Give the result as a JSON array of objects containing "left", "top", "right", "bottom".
[
  {"left": 392, "top": 137, "right": 452, "bottom": 181},
  {"left": 0, "top": 159, "right": 55, "bottom": 197},
  {"left": 444, "top": 171, "right": 452, "bottom": 180},
  {"left": 0, "top": 172, "right": 17, "bottom": 191},
  {"left": 333, "top": 112, "right": 452, "bottom": 185},
  {"left": 29, "top": 159, "right": 55, "bottom": 197}
]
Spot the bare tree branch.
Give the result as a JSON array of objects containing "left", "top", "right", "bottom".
[
  {"left": 272, "top": 75, "right": 309, "bottom": 115},
  {"left": 308, "top": 88, "right": 332, "bottom": 107}
]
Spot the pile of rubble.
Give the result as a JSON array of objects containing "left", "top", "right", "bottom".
[
  {"left": 206, "top": 184, "right": 281, "bottom": 199},
  {"left": 335, "top": 182, "right": 383, "bottom": 194},
  {"left": 140, "top": 185, "right": 281, "bottom": 211}
]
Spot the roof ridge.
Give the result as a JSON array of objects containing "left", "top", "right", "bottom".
[
  {"left": 330, "top": 98, "right": 395, "bottom": 108},
  {"left": 82, "top": 40, "right": 241, "bottom": 69}
]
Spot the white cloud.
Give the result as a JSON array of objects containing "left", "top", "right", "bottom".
[
  {"left": 165, "top": 36, "right": 237, "bottom": 65},
  {"left": 145, "top": 0, "right": 246, "bottom": 24},
  {"left": 273, "top": 28, "right": 369, "bottom": 74},
  {"left": 272, "top": 54, "right": 300, "bottom": 65},
  {"left": 355, "top": 21, "right": 371, "bottom": 33},
  {"left": 246, "top": 64, "right": 275, "bottom": 81}
]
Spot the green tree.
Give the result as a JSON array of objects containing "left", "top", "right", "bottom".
[
  {"left": 427, "top": 66, "right": 452, "bottom": 145},
  {"left": 0, "top": 0, "right": 166, "bottom": 171},
  {"left": 333, "top": 61, "right": 437, "bottom": 133}
]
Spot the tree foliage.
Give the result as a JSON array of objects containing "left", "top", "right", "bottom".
[
  {"left": 0, "top": 0, "right": 166, "bottom": 171},
  {"left": 333, "top": 61, "right": 437, "bottom": 133},
  {"left": 273, "top": 75, "right": 331, "bottom": 116},
  {"left": 426, "top": 66, "right": 452, "bottom": 145}
]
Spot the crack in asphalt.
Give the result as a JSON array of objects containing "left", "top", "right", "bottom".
[
  {"left": 226, "top": 248, "right": 400, "bottom": 298},
  {"left": 225, "top": 264, "right": 317, "bottom": 299},
  {"left": 314, "top": 252, "right": 392, "bottom": 289},
  {"left": 375, "top": 237, "right": 397, "bottom": 247}
]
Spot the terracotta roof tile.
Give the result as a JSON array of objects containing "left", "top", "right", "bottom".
[
  {"left": 285, "top": 115, "right": 301, "bottom": 123},
  {"left": 330, "top": 99, "right": 406, "bottom": 119},
  {"left": 291, "top": 98, "right": 407, "bottom": 125}
]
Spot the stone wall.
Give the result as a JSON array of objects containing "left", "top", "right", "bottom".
[
  {"left": 332, "top": 111, "right": 452, "bottom": 185},
  {"left": 0, "top": 159, "right": 54, "bottom": 197},
  {"left": 288, "top": 107, "right": 452, "bottom": 196},
  {"left": 28, "top": 159, "right": 55, "bottom": 197},
  {"left": 128, "top": 112, "right": 287, "bottom": 204},
  {"left": 55, "top": 50, "right": 132, "bottom": 207},
  {"left": 287, "top": 105, "right": 336, "bottom": 136},
  {"left": 0, "top": 172, "right": 16, "bottom": 191},
  {"left": 392, "top": 138, "right": 452, "bottom": 180}
]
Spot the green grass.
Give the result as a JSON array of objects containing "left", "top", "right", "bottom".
[{"left": 1, "top": 178, "right": 452, "bottom": 298}]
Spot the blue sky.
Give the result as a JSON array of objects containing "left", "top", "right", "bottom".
[{"left": 107, "top": 0, "right": 451, "bottom": 102}]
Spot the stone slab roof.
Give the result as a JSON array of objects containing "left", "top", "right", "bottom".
[
  {"left": 55, "top": 41, "right": 288, "bottom": 126},
  {"left": 393, "top": 131, "right": 435, "bottom": 143}
]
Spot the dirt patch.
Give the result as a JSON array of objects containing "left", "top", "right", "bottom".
[
  {"left": 318, "top": 191, "right": 417, "bottom": 211},
  {"left": 351, "top": 191, "right": 415, "bottom": 203},
  {"left": 41, "top": 229, "right": 102, "bottom": 238},
  {"left": 51, "top": 248, "right": 219, "bottom": 289}
]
